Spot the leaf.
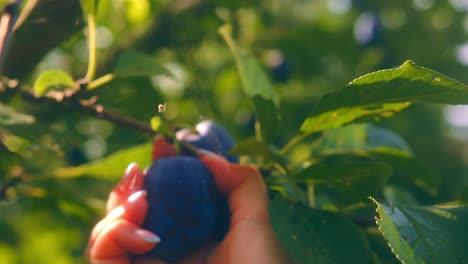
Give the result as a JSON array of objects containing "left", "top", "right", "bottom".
[
  {"left": 301, "top": 60, "right": 468, "bottom": 134},
  {"left": 113, "top": 50, "right": 169, "bottom": 78},
  {"left": 219, "top": 24, "right": 280, "bottom": 141},
  {"left": 311, "top": 123, "right": 412, "bottom": 155},
  {"left": 33, "top": 69, "right": 75, "bottom": 96},
  {"left": 270, "top": 196, "right": 371, "bottom": 264},
  {"left": 292, "top": 155, "right": 393, "bottom": 199},
  {"left": 53, "top": 143, "right": 152, "bottom": 179},
  {"left": 372, "top": 198, "right": 468, "bottom": 264},
  {"left": 229, "top": 138, "right": 286, "bottom": 168},
  {"left": 80, "top": 0, "right": 99, "bottom": 15},
  {"left": 0, "top": 129, "right": 31, "bottom": 156},
  {"left": 310, "top": 124, "right": 440, "bottom": 194},
  {"left": 0, "top": 104, "right": 35, "bottom": 126},
  {"left": 373, "top": 149, "right": 440, "bottom": 195}
]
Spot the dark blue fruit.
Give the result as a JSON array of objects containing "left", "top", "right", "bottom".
[
  {"left": 142, "top": 156, "right": 229, "bottom": 262},
  {"left": 176, "top": 120, "right": 238, "bottom": 163}
]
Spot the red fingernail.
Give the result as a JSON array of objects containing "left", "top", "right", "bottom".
[
  {"left": 128, "top": 190, "right": 146, "bottom": 203},
  {"left": 124, "top": 162, "right": 138, "bottom": 180},
  {"left": 135, "top": 229, "right": 161, "bottom": 243}
]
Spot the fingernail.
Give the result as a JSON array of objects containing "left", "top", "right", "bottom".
[
  {"left": 128, "top": 190, "right": 146, "bottom": 203},
  {"left": 124, "top": 162, "right": 138, "bottom": 180},
  {"left": 135, "top": 229, "right": 161, "bottom": 243},
  {"left": 107, "top": 206, "right": 125, "bottom": 219}
]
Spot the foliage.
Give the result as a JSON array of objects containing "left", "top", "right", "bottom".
[{"left": 1, "top": 1, "right": 468, "bottom": 263}]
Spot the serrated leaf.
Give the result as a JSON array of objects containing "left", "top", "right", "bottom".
[
  {"left": 372, "top": 198, "right": 468, "bottom": 264},
  {"left": 270, "top": 196, "right": 371, "bottom": 264},
  {"left": 0, "top": 104, "right": 35, "bottom": 126},
  {"left": 301, "top": 60, "right": 468, "bottom": 133},
  {"left": 219, "top": 24, "right": 280, "bottom": 141},
  {"left": 33, "top": 69, "right": 75, "bottom": 96},
  {"left": 53, "top": 143, "right": 152, "bottom": 179},
  {"left": 113, "top": 50, "right": 169, "bottom": 78},
  {"left": 291, "top": 155, "right": 392, "bottom": 199}
]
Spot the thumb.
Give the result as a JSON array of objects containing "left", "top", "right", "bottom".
[{"left": 198, "top": 151, "right": 270, "bottom": 225}]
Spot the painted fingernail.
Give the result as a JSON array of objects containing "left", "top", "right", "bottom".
[
  {"left": 128, "top": 190, "right": 146, "bottom": 203},
  {"left": 135, "top": 229, "right": 161, "bottom": 243},
  {"left": 124, "top": 162, "right": 138, "bottom": 179},
  {"left": 107, "top": 206, "right": 125, "bottom": 219}
]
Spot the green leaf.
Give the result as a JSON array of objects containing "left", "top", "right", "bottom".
[
  {"left": 291, "top": 155, "right": 393, "bottom": 199},
  {"left": 372, "top": 198, "right": 468, "bottom": 264},
  {"left": 301, "top": 60, "right": 468, "bottom": 133},
  {"left": 80, "top": 0, "right": 99, "bottom": 15},
  {"left": 229, "top": 138, "right": 287, "bottom": 168},
  {"left": 113, "top": 50, "right": 169, "bottom": 78},
  {"left": 0, "top": 104, "right": 35, "bottom": 126},
  {"left": 270, "top": 196, "right": 371, "bottom": 264},
  {"left": 309, "top": 123, "right": 439, "bottom": 195},
  {"left": 0, "top": 129, "right": 31, "bottom": 156},
  {"left": 311, "top": 123, "right": 412, "bottom": 155},
  {"left": 219, "top": 24, "right": 280, "bottom": 141},
  {"left": 33, "top": 69, "right": 76, "bottom": 96},
  {"left": 373, "top": 149, "right": 440, "bottom": 195},
  {"left": 53, "top": 143, "right": 152, "bottom": 179}
]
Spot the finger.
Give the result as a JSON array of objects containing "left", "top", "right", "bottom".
[
  {"left": 198, "top": 151, "right": 269, "bottom": 224},
  {"left": 107, "top": 163, "right": 146, "bottom": 213},
  {"left": 227, "top": 164, "right": 270, "bottom": 225},
  {"left": 152, "top": 135, "right": 176, "bottom": 161},
  {"left": 89, "top": 219, "right": 160, "bottom": 262},
  {"left": 90, "top": 190, "right": 149, "bottom": 253},
  {"left": 197, "top": 150, "right": 246, "bottom": 194}
]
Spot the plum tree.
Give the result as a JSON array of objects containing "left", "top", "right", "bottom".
[
  {"left": 176, "top": 120, "right": 239, "bottom": 163},
  {"left": 142, "top": 156, "right": 229, "bottom": 262}
]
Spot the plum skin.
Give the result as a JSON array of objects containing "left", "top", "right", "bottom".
[
  {"left": 142, "top": 156, "right": 228, "bottom": 262},
  {"left": 176, "top": 120, "right": 238, "bottom": 163}
]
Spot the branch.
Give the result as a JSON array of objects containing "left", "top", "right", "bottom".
[
  {"left": 0, "top": 78, "right": 156, "bottom": 136},
  {"left": 0, "top": 0, "right": 23, "bottom": 74}
]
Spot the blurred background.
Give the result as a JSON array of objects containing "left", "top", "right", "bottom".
[{"left": 1, "top": 0, "right": 468, "bottom": 263}]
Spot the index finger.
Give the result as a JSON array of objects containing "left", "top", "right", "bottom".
[{"left": 107, "top": 162, "right": 145, "bottom": 213}]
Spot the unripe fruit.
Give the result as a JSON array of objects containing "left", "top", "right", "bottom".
[
  {"left": 176, "top": 120, "right": 239, "bottom": 163},
  {"left": 142, "top": 156, "right": 228, "bottom": 262}
]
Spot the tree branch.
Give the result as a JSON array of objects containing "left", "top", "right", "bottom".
[{"left": 0, "top": 78, "right": 155, "bottom": 136}]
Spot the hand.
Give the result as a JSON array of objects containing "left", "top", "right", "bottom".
[{"left": 87, "top": 136, "right": 292, "bottom": 264}]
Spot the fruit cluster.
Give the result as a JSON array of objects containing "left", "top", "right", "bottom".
[{"left": 142, "top": 120, "right": 237, "bottom": 262}]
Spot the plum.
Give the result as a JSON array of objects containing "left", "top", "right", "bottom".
[
  {"left": 176, "top": 120, "right": 238, "bottom": 163},
  {"left": 142, "top": 156, "right": 229, "bottom": 262}
]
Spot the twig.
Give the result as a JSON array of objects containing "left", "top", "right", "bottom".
[
  {"left": 0, "top": 0, "right": 23, "bottom": 74},
  {"left": 0, "top": 78, "right": 156, "bottom": 136}
]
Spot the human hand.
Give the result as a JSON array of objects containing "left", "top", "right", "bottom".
[{"left": 87, "top": 136, "right": 291, "bottom": 264}]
